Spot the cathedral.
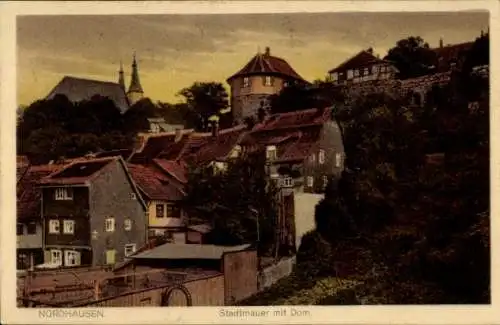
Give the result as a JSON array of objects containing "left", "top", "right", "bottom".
[{"left": 46, "top": 54, "right": 144, "bottom": 114}]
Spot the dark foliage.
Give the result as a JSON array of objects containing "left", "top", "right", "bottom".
[
  {"left": 181, "top": 152, "right": 279, "bottom": 256},
  {"left": 295, "top": 34, "right": 489, "bottom": 304},
  {"left": 384, "top": 36, "right": 437, "bottom": 79}
]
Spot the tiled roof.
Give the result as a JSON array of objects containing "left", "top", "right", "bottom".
[
  {"left": 46, "top": 76, "right": 130, "bottom": 114},
  {"left": 94, "top": 149, "right": 133, "bottom": 160},
  {"left": 17, "top": 165, "right": 63, "bottom": 221},
  {"left": 253, "top": 107, "right": 332, "bottom": 131},
  {"left": 152, "top": 159, "right": 188, "bottom": 184},
  {"left": 240, "top": 108, "right": 332, "bottom": 163},
  {"left": 130, "top": 129, "right": 194, "bottom": 163},
  {"left": 132, "top": 243, "right": 252, "bottom": 260},
  {"left": 182, "top": 125, "right": 247, "bottom": 164},
  {"left": 38, "top": 157, "right": 116, "bottom": 186},
  {"left": 127, "top": 163, "right": 185, "bottom": 201},
  {"left": 328, "top": 50, "right": 387, "bottom": 73},
  {"left": 227, "top": 49, "right": 306, "bottom": 82}
]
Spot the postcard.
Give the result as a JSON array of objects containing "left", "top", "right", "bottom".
[{"left": 1, "top": 1, "right": 499, "bottom": 324}]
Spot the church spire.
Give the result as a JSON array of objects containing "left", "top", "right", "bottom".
[
  {"left": 118, "top": 60, "right": 125, "bottom": 91},
  {"left": 127, "top": 52, "right": 144, "bottom": 105}
]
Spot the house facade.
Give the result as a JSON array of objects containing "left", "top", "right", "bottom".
[
  {"left": 127, "top": 162, "right": 188, "bottom": 243},
  {"left": 17, "top": 164, "right": 61, "bottom": 270},
  {"left": 37, "top": 157, "right": 147, "bottom": 268},
  {"left": 227, "top": 47, "right": 309, "bottom": 123},
  {"left": 240, "top": 107, "right": 346, "bottom": 250},
  {"left": 328, "top": 48, "right": 398, "bottom": 86}
]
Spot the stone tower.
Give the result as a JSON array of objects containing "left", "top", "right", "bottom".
[{"left": 127, "top": 53, "right": 144, "bottom": 105}]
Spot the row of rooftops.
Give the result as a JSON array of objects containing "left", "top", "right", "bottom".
[{"left": 16, "top": 107, "right": 335, "bottom": 223}]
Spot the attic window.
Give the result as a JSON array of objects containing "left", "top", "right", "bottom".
[
  {"left": 266, "top": 146, "right": 277, "bottom": 161},
  {"left": 55, "top": 188, "right": 73, "bottom": 200}
]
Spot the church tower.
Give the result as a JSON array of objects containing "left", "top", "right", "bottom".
[
  {"left": 118, "top": 60, "right": 126, "bottom": 91},
  {"left": 127, "top": 53, "right": 144, "bottom": 105}
]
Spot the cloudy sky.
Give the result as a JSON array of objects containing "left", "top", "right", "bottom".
[{"left": 17, "top": 12, "right": 488, "bottom": 106}]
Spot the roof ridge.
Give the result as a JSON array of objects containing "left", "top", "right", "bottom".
[{"left": 62, "top": 75, "right": 122, "bottom": 87}]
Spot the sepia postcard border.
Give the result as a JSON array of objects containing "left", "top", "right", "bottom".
[{"left": 1, "top": 1, "right": 499, "bottom": 324}]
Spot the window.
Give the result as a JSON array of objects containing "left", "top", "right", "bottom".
[
  {"left": 63, "top": 220, "right": 75, "bottom": 234},
  {"left": 347, "top": 69, "right": 354, "bottom": 79},
  {"left": 306, "top": 176, "right": 314, "bottom": 187},
  {"left": 243, "top": 77, "right": 250, "bottom": 87},
  {"left": 50, "top": 249, "right": 62, "bottom": 266},
  {"left": 354, "top": 69, "right": 359, "bottom": 77},
  {"left": 318, "top": 149, "right": 325, "bottom": 164},
  {"left": 264, "top": 76, "right": 272, "bottom": 86},
  {"left": 105, "top": 250, "right": 116, "bottom": 265},
  {"left": 156, "top": 204, "right": 165, "bottom": 218},
  {"left": 27, "top": 222, "right": 37, "bottom": 235},
  {"left": 17, "top": 223, "right": 23, "bottom": 235},
  {"left": 330, "top": 72, "right": 338, "bottom": 82},
  {"left": 283, "top": 81, "right": 289, "bottom": 87},
  {"left": 335, "top": 153, "right": 343, "bottom": 168},
  {"left": 266, "top": 146, "right": 277, "bottom": 161},
  {"left": 323, "top": 175, "right": 329, "bottom": 189},
  {"left": 64, "top": 250, "right": 81, "bottom": 266},
  {"left": 364, "top": 67, "right": 370, "bottom": 76},
  {"left": 282, "top": 176, "right": 293, "bottom": 187},
  {"left": 309, "top": 154, "right": 316, "bottom": 163},
  {"left": 124, "top": 244, "right": 136, "bottom": 257},
  {"left": 105, "top": 218, "right": 115, "bottom": 232},
  {"left": 167, "top": 205, "right": 181, "bottom": 218},
  {"left": 372, "top": 65, "right": 379, "bottom": 74},
  {"left": 49, "top": 220, "right": 60, "bottom": 234},
  {"left": 130, "top": 193, "right": 137, "bottom": 200},
  {"left": 54, "top": 188, "right": 73, "bottom": 200},
  {"left": 124, "top": 219, "right": 132, "bottom": 231}
]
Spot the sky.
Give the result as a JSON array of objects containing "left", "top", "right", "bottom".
[{"left": 17, "top": 11, "right": 489, "bottom": 107}]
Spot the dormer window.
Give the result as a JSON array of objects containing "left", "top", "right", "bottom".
[
  {"left": 231, "top": 145, "right": 242, "bottom": 158},
  {"left": 264, "top": 76, "right": 273, "bottom": 86},
  {"left": 55, "top": 188, "right": 73, "bottom": 200},
  {"left": 243, "top": 77, "right": 250, "bottom": 87},
  {"left": 266, "top": 145, "right": 277, "bottom": 161}
]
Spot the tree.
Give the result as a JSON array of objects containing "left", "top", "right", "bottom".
[
  {"left": 268, "top": 83, "right": 316, "bottom": 114},
  {"left": 177, "top": 82, "right": 229, "bottom": 132},
  {"left": 182, "top": 152, "right": 278, "bottom": 255},
  {"left": 385, "top": 36, "right": 437, "bottom": 79}
]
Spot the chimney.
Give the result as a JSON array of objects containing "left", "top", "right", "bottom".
[
  {"left": 367, "top": 47, "right": 374, "bottom": 54},
  {"left": 439, "top": 38, "right": 444, "bottom": 48},
  {"left": 265, "top": 47, "right": 270, "bottom": 56},
  {"left": 174, "top": 128, "right": 183, "bottom": 142}
]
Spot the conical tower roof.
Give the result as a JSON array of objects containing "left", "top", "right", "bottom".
[
  {"left": 118, "top": 60, "right": 126, "bottom": 91},
  {"left": 128, "top": 53, "right": 144, "bottom": 94}
]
